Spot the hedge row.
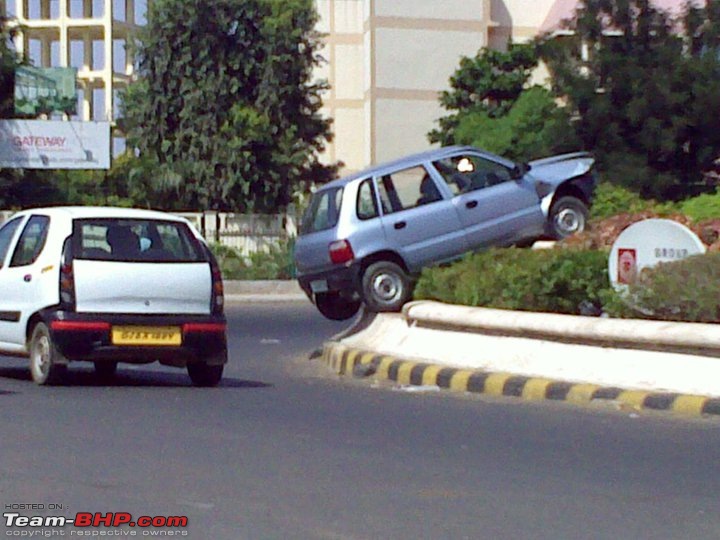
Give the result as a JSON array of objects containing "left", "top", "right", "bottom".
[
  {"left": 414, "top": 247, "right": 720, "bottom": 323},
  {"left": 413, "top": 248, "right": 609, "bottom": 316}
]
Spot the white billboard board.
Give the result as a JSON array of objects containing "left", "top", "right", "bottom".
[
  {"left": 608, "top": 219, "right": 706, "bottom": 291},
  {"left": 0, "top": 120, "right": 110, "bottom": 170}
]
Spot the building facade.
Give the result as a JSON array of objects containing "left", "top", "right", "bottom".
[
  {"left": 2, "top": 0, "right": 580, "bottom": 171},
  {"left": 316, "top": 0, "right": 558, "bottom": 174},
  {"left": 1, "top": 0, "right": 147, "bottom": 153}
]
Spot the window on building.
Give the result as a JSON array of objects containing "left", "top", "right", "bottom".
[
  {"left": 27, "top": 0, "right": 41, "bottom": 19},
  {"left": 28, "top": 39, "right": 42, "bottom": 66},
  {"left": 50, "top": 40, "right": 60, "bottom": 66},
  {"left": 71, "top": 88, "right": 84, "bottom": 120},
  {"left": 113, "top": 137, "right": 127, "bottom": 157},
  {"left": 134, "top": 0, "right": 147, "bottom": 25},
  {"left": 49, "top": 0, "right": 60, "bottom": 18},
  {"left": 92, "top": 88, "right": 105, "bottom": 121},
  {"left": 92, "top": 0, "right": 103, "bottom": 17},
  {"left": 70, "top": 40, "right": 84, "bottom": 69},
  {"left": 113, "top": 0, "right": 125, "bottom": 21},
  {"left": 69, "top": 0, "right": 83, "bottom": 18},
  {"left": 92, "top": 39, "right": 104, "bottom": 70},
  {"left": 113, "top": 39, "right": 126, "bottom": 74}
]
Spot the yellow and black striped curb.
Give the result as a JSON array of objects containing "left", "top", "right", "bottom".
[{"left": 321, "top": 342, "right": 720, "bottom": 417}]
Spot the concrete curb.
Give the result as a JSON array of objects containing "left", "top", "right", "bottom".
[
  {"left": 322, "top": 342, "right": 720, "bottom": 417},
  {"left": 403, "top": 301, "right": 720, "bottom": 357}
]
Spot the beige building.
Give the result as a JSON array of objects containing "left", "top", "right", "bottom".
[
  {"left": 1, "top": 0, "right": 146, "bottom": 154},
  {"left": 316, "top": 0, "right": 558, "bottom": 174},
  {"left": 2, "top": 0, "right": 563, "bottom": 168}
]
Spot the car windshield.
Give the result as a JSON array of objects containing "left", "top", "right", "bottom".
[
  {"left": 72, "top": 218, "right": 205, "bottom": 263},
  {"left": 300, "top": 187, "right": 343, "bottom": 235}
]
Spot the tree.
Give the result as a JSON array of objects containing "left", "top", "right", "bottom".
[
  {"left": 0, "top": 16, "right": 19, "bottom": 118},
  {"left": 122, "top": 0, "right": 336, "bottom": 212},
  {"left": 428, "top": 43, "right": 538, "bottom": 146},
  {"left": 538, "top": 0, "right": 720, "bottom": 200},
  {"left": 454, "top": 86, "right": 578, "bottom": 162}
]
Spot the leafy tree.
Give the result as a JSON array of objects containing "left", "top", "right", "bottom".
[
  {"left": 454, "top": 86, "right": 577, "bottom": 161},
  {"left": 123, "top": 0, "right": 336, "bottom": 212},
  {"left": 428, "top": 43, "right": 538, "bottom": 146},
  {"left": 539, "top": 0, "right": 720, "bottom": 200},
  {"left": 0, "top": 16, "right": 19, "bottom": 118}
]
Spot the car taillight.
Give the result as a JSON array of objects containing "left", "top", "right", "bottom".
[
  {"left": 59, "top": 237, "right": 75, "bottom": 310},
  {"left": 208, "top": 250, "right": 224, "bottom": 316},
  {"left": 329, "top": 239, "right": 354, "bottom": 264}
]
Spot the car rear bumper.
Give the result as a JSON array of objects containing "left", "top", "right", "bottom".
[
  {"left": 43, "top": 311, "right": 227, "bottom": 367},
  {"left": 296, "top": 262, "right": 363, "bottom": 301}
]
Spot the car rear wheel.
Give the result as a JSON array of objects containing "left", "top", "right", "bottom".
[
  {"left": 29, "top": 322, "right": 68, "bottom": 386},
  {"left": 362, "top": 261, "right": 412, "bottom": 312},
  {"left": 549, "top": 196, "right": 588, "bottom": 239},
  {"left": 315, "top": 292, "right": 361, "bottom": 321},
  {"left": 94, "top": 361, "right": 118, "bottom": 381},
  {"left": 187, "top": 362, "right": 224, "bottom": 387}
]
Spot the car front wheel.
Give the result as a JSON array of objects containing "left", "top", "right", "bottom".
[
  {"left": 362, "top": 261, "right": 412, "bottom": 312},
  {"left": 315, "top": 292, "right": 361, "bottom": 321},
  {"left": 29, "top": 322, "right": 68, "bottom": 386},
  {"left": 549, "top": 196, "right": 589, "bottom": 239}
]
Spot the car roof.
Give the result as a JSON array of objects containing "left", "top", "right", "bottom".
[
  {"left": 319, "top": 145, "right": 514, "bottom": 191},
  {"left": 9, "top": 206, "right": 187, "bottom": 222}
]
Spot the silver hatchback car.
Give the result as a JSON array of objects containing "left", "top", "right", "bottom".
[{"left": 294, "top": 145, "right": 596, "bottom": 320}]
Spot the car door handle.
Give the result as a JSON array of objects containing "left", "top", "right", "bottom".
[
  {"left": 394, "top": 221, "right": 407, "bottom": 230},
  {"left": 466, "top": 200, "right": 478, "bottom": 209}
]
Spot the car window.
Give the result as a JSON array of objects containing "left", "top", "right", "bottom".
[
  {"left": 433, "top": 155, "right": 513, "bottom": 195},
  {"left": 300, "top": 187, "right": 343, "bottom": 234},
  {"left": 73, "top": 219, "right": 204, "bottom": 263},
  {"left": 376, "top": 165, "right": 442, "bottom": 215},
  {"left": 0, "top": 217, "right": 24, "bottom": 269},
  {"left": 9, "top": 215, "right": 50, "bottom": 268},
  {"left": 356, "top": 178, "right": 379, "bottom": 220}
]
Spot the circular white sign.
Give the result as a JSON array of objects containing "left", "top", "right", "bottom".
[{"left": 608, "top": 219, "right": 706, "bottom": 290}]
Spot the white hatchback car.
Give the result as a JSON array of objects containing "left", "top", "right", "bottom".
[{"left": 0, "top": 207, "right": 227, "bottom": 386}]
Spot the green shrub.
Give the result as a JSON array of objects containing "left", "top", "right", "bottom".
[
  {"left": 679, "top": 191, "right": 720, "bottom": 222},
  {"left": 210, "top": 238, "right": 295, "bottom": 280},
  {"left": 414, "top": 248, "right": 610, "bottom": 315},
  {"left": 590, "top": 182, "right": 677, "bottom": 221},
  {"left": 603, "top": 253, "right": 720, "bottom": 323}
]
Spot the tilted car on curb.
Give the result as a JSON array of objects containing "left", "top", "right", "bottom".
[
  {"left": 0, "top": 207, "right": 227, "bottom": 386},
  {"left": 294, "top": 145, "right": 596, "bottom": 320}
]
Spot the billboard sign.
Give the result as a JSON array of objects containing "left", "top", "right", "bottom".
[
  {"left": 14, "top": 66, "right": 78, "bottom": 116},
  {"left": 0, "top": 120, "right": 110, "bottom": 169}
]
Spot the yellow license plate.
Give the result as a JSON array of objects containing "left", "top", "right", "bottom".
[{"left": 111, "top": 326, "right": 182, "bottom": 346}]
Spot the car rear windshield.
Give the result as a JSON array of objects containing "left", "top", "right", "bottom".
[
  {"left": 300, "top": 187, "right": 343, "bottom": 235},
  {"left": 72, "top": 218, "right": 205, "bottom": 263}
]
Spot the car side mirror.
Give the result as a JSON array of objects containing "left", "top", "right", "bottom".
[{"left": 511, "top": 162, "right": 530, "bottom": 181}]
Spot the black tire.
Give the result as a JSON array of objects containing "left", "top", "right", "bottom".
[
  {"left": 361, "top": 261, "right": 412, "bottom": 312},
  {"left": 28, "top": 322, "right": 68, "bottom": 386},
  {"left": 549, "top": 196, "right": 589, "bottom": 239},
  {"left": 315, "top": 292, "right": 361, "bottom": 321},
  {"left": 94, "top": 361, "right": 118, "bottom": 381},
  {"left": 187, "top": 362, "right": 224, "bottom": 387}
]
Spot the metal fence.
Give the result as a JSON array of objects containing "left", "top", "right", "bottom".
[{"left": 0, "top": 208, "right": 300, "bottom": 256}]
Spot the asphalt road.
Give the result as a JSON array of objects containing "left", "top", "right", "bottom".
[{"left": 2, "top": 301, "right": 720, "bottom": 539}]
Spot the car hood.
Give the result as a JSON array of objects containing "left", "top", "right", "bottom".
[{"left": 528, "top": 152, "right": 594, "bottom": 185}]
